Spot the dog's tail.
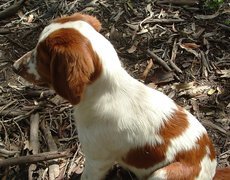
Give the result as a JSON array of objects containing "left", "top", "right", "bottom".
[{"left": 213, "top": 167, "right": 230, "bottom": 180}]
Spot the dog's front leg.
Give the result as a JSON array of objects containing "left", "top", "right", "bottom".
[{"left": 81, "top": 158, "right": 113, "bottom": 180}]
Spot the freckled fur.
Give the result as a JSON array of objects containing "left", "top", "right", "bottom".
[
  {"left": 12, "top": 13, "right": 223, "bottom": 180},
  {"left": 40, "top": 28, "right": 102, "bottom": 104},
  {"left": 213, "top": 167, "right": 230, "bottom": 180}
]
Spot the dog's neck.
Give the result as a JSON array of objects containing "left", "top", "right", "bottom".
[{"left": 69, "top": 21, "right": 140, "bottom": 103}]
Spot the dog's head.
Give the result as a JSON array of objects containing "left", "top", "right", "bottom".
[{"left": 13, "top": 13, "right": 102, "bottom": 105}]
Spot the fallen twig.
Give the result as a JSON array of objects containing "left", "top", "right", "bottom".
[
  {"left": 0, "top": 110, "right": 30, "bottom": 117},
  {"left": 143, "top": 18, "right": 185, "bottom": 24},
  {"left": 28, "top": 113, "right": 40, "bottom": 180},
  {"left": 2, "top": 106, "right": 42, "bottom": 123},
  {"left": 195, "top": 12, "right": 220, "bottom": 20},
  {"left": 22, "top": 90, "right": 56, "bottom": 99},
  {"left": 0, "top": 0, "right": 25, "bottom": 20},
  {"left": 0, "top": 148, "right": 19, "bottom": 157},
  {"left": 41, "top": 121, "right": 59, "bottom": 180},
  {"left": 141, "top": 59, "right": 153, "bottom": 80},
  {"left": 169, "top": 39, "right": 182, "bottom": 73},
  {"left": 202, "top": 120, "right": 228, "bottom": 136},
  {"left": 147, "top": 50, "right": 172, "bottom": 71},
  {"left": 0, "top": 151, "right": 70, "bottom": 167},
  {"left": 156, "top": 0, "right": 199, "bottom": 5},
  {"left": 217, "top": 23, "right": 230, "bottom": 32},
  {"left": 5, "top": 35, "right": 29, "bottom": 51},
  {"left": 0, "top": 28, "right": 11, "bottom": 34},
  {"left": 200, "top": 50, "right": 212, "bottom": 77}
]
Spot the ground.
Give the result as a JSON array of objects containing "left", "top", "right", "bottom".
[{"left": 0, "top": 0, "right": 229, "bottom": 179}]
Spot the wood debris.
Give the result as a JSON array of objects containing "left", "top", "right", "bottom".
[{"left": 0, "top": 0, "right": 229, "bottom": 179}]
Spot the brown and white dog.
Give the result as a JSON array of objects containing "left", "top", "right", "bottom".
[{"left": 13, "top": 13, "right": 229, "bottom": 180}]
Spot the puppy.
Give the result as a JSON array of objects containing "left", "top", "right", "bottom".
[{"left": 13, "top": 13, "right": 229, "bottom": 180}]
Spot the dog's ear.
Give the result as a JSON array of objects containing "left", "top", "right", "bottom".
[
  {"left": 54, "top": 13, "right": 102, "bottom": 32},
  {"left": 44, "top": 28, "right": 101, "bottom": 104},
  {"left": 73, "top": 13, "right": 102, "bottom": 32}
]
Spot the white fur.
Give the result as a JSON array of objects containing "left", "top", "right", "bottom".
[
  {"left": 35, "top": 20, "right": 217, "bottom": 180},
  {"left": 13, "top": 58, "right": 21, "bottom": 69},
  {"left": 27, "top": 59, "right": 40, "bottom": 80},
  {"left": 150, "top": 169, "right": 167, "bottom": 180},
  {"left": 196, "top": 155, "right": 217, "bottom": 180}
]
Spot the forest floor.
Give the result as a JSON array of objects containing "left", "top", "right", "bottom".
[{"left": 0, "top": 0, "right": 229, "bottom": 179}]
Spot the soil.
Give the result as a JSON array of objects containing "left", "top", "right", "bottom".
[{"left": 0, "top": 0, "right": 229, "bottom": 179}]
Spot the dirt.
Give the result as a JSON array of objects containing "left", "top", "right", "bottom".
[{"left": 0, "top": 0, "right": 229, "bottom": 179}]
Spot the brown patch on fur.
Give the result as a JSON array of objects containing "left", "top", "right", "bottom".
[
  {"left": 123, "top": 143, "right": 168, "bottom": 169},
  {"left": 53, "top": 13, "right": 101, "bottom": 32},
  {"left": 36, "top": 28, "right": 102, "bottom": 104},
  {"left": 160, "top": 106, "right": 189, "bottom": 140},
  {"left": 159, "top": 162, "right": 195, "bottom": 180},
  {"left": 164, "top": 133, "right": 216, "bottom": 180},
  {"left": 214, "top": 167, "right": 230, "bottom": 180},
  {"left": 123, "top": 107, "right": 216, "bottom": 179},
  {"left": 123, "top": 107, "right": 189, "bottom": 169},
  {"left": 36, "top": 43, "right": 52, "bottom": 84}
]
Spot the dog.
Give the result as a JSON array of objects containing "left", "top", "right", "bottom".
[{"left": 13, "top": 13, "right": 229, "bottom": 180}]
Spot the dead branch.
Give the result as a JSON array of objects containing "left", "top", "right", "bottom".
[
  {"left": 1, "top": 103, "right": 43, "bottom": 120},
  {"left": 5, "top": 35, "right": 29, "bottom": 51},
  {"left": 0, "top": 110, "right": 29, "bottom": 117},
  {"left": 169, "top": 39, "right": 182, "bottom": 73},
  {"left": 0, "top": 148, "right": 19, "bottom": 157},
  {"left": 156, "top": 0, "right": 199, "bottom": 5},
  {"left": 0, "top": 0, "right": 25, "bottom": 20},
  {"left": 41, "top": 121, "right": 57, "bottom": 152},
  {"left": 217, "top": 23, "right": 230, "bottom": 32},
  {"left": 0, "top": 151, "right": 70, "bottom": 167},
  {"left": 144, "top": 18, "right": 184, "bottom": 24},
  {"left": 30, "top": 113, "right": 40, "bottom": 154},
  {"left": 0, "top": 28, "right": 11, "bottom": 34},
  {"left": 147, "top": 50, "right": 172, "bottom": 71},
  {"left": 200, "top": 50, "right": 212, "bottom": 77},
  {"left": 195, "top": 12, "right": 220, "bottom": 20},
  {"left": 28, "top": 113, "right": 40, "bottom": 180},
  {"left": 41, "top": 121, "right": 59, "bottom": 180},
  {"left": 202, "top": 120, "right": 228, "bottom": 136},
  {"left": 22, "top": 90, "right": 55, "bottom": 99}
]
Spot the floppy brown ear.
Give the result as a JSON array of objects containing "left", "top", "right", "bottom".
[{"left": 45, "top": 28, "right": 101, "bottom": 104}]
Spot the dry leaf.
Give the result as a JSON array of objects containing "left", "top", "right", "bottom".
[
  {"left": 178, "top": 85, "right": 210, "bottom": 97},
  {"left": 207, "top": 88, "right": 216, "bottom": 95},
  {"left": 174, "top": 82, "right": 195, "bottom": 90},
  {"left": 23, "top": 140, "right": 30, "bottom": 150},
  {"left": 127, "top": 44, "right": 137, "bottom": 53},
  {"left": 179, "top": 42, "right": 199, "bottom": 57},
  {"left": 151, "top": 68, "right": 174, "bottom": 84},
  {"left": 27, "top": 14, "right": 34, "bottom": 23},
  {"left": 181, "top": 43, "right": 200, "bottom": 49},
  {"left": 217, "top": 69, "right": 230, "bottom": 78}
]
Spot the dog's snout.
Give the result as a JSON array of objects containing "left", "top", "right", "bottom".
[
  {"left": 12, "top": 64, "right": 18, "bottom": 73},
  {"left": 12, "top": 61, "right": 21, "bottom": 74},
  {"left": 12, "top": 51, "right": 33, "bottom": 75}
]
